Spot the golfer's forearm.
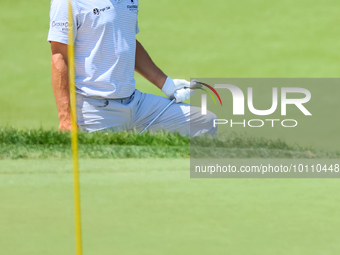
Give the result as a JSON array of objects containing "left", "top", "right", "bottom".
[
  {"left": 135, "top": 40, "right": 167, "bottom": 89},
  {"left": 51, "top": 53, "right": 71, "bottom": 122}
]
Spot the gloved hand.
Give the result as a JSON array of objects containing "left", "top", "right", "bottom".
[
  {"left": 173, "top": 88, "right": 194, "bottom": 103},
  {"left": 161, "top": 77, "right": 195, "bottom": 103}
]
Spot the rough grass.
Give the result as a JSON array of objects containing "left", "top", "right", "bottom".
[
  {"left": 1, "top": 127, "right": 339, "bottom": 159},
  {"left": 0, "top": 127, "right": 314, "bottom": 150},
  {"left": 0, "top": 127, "right": 189, "bottom": 146}
]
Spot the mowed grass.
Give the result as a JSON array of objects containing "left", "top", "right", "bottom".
[
  {"left": 1, "top": 1, "right": 340, "bottom": 254},
  {"left": 1, "top": 159, "right": 340, "bottom": 255}
]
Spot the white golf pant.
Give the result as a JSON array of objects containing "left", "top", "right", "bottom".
[{"left": 76, "top": 89, "right": 217, "bottom": 137}]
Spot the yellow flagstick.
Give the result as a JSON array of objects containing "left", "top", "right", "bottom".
[{"left": 68, "top": 1, "right": 82, "bottom": 255}]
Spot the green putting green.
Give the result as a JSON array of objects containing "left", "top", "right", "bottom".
[{"left": 1, "top": 159, "right": 340, "bottom": 255}]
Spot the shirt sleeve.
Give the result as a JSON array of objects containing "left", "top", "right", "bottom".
[{"left": 47, "top": 0, "right": 78, "bottom": 44}]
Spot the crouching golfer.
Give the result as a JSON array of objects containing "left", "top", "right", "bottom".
[{"left": 48, "top": 0, "right": 216, "bottom": 137}]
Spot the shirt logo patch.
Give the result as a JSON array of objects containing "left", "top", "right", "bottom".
[
  {"left": 93, "top": 6, "right": 111, "bottom": 16},
  {"left": 52, "top": 21, "right": 70, "bottom": 32},
  {"left": 52, "top": 21, "right": 69, "bottom": 28},
  {"left": 127, "top": 4, "right": 138, "bottom": 12}
]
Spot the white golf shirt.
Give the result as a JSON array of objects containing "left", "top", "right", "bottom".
[{"left": 48, "top": 0, "right": 139, "bottom": 99}]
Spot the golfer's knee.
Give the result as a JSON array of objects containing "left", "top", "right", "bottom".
[{"left": 191, "top": 110, "right": 217, "bottom": 137}]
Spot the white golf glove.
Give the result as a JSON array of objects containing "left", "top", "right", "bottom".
[
  {"left": 161, "top": 77, "right": 195, "bottom": 103},
  {"left": 173, "top": 88, "right": 195, "bottom": 103}
]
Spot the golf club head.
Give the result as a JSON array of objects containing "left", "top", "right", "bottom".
[
  {"left": 186, "top": 79, "right": 203, "bottom": 90},
  {"left": 187, "top": 81, "right": 223, "bottom": 106}
]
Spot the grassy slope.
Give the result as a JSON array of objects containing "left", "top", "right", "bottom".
[
  {"left": 0, "top": 0, "right": 339, "bottom": 128},
  {"left": 1, "top": 128, "right": 338, "bottom": 159},
  {"left": 1, "top": 159, "right": 340, "bottom": 255}
]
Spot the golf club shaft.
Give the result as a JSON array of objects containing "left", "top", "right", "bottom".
[{"left": 140, "top": 99, "right": 176, "bottom": 134}]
